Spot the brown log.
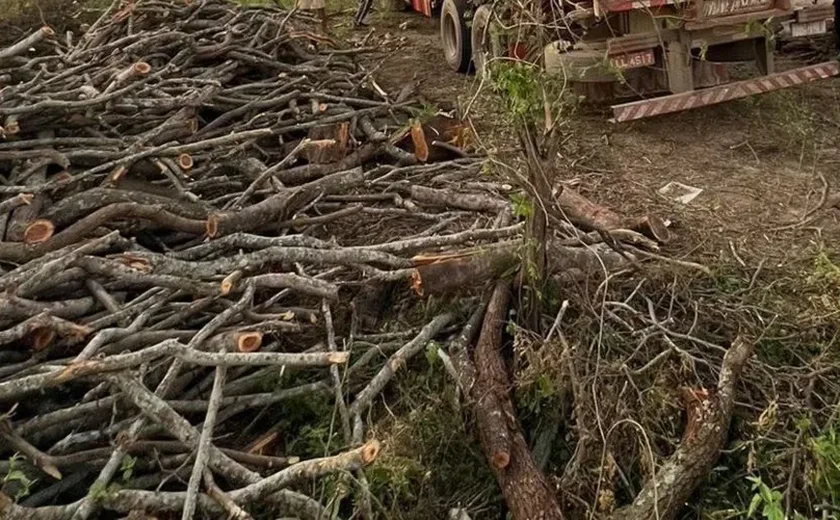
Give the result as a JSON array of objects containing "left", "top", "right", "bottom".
[
  {"left": 395, "top": 114, "right": 472, "bottom": 161},
  {"left": 5, "top": 129, "right": 54, "bottom": 242},
  {"left": 0, "top": 202, "right": 207, "bottom": 264},
  {"left": 410, "top": 244, "right": 519, "bottom": 296},
  {"left": 305, "top": 122, "right": 350, "bottom": 164},
  {"left": 472, "top": 281, "right": 565, "bottom": 520},
  {"left": 279, "top": 143, "right": 378, "bottom": 185},
  {"left": 235, "top": 332, "right": 263, "bottom": 353},
  {"left": 555, "top": 188, "right": 670, "bottom": 243},
  {"left": 410, "top": 241, "right": 630, "bottom": 296},
  {"left": 178, "top": 153, "right": 194, "bottom": 172}
]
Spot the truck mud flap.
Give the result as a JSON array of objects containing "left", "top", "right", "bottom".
[{"left": 611, "top": 61, "right": 840, "bottom": 123}]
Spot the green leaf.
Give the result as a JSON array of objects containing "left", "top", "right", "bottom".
[
  {"left": 747, "top": 493, "right": 762, "bottom": 517},
  {"left": 425, "top": 342, "right": 439, "bottom": 366},
  {"left": 5, "top": 469, "right": 28, "bottom": 483}
]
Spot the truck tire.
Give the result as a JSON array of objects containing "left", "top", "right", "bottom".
[
  {"left": 471, "top": 4, "right": 497, "bottom": 76},
  {"left": 441, "top": 0, "right": 472, "bottom": 73}
]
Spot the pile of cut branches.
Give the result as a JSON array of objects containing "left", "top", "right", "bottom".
[{"left": 0, "top": 1, "right": 744, "bottom": 519}]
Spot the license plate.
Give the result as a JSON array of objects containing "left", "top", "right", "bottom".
[
  {"left": 791, "top": 20, "right": 826, "bottom": 37},
  {"left": 610, "top": 49, "right": 655, "bottom": 70},
  {"left": 701, "top": 0, "right": 773, "bottom": 17}
]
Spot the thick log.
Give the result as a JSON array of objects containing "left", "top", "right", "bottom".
[
  {"left": 411, "top": 244, "right": 519, "bottom": 296},
  {"left": 0, "top": 26, "right": 55, "bottom": 61},
  {"left": 42, "top": 188, "right": 211, "bottom": 229},
  {"left": 472, "top": 281, "right": 565, "bottom": 520},
  {"left": 410, "top": 241, "right": 630, "bottom": 296},
  {"left": 395, "top": 114, "right": 472, "bottom": 162},
  {"left": 305, "top": 122, "right": 350, "bottom": 164},
  {"left": 5, "top": 129, "right": 54, "bottom": 242},
  {"left": 407, "top": 185, "right": 509, "bottom": 213},
  {"left": 555, "top": 188, "right": 670, "bottom": 243}
]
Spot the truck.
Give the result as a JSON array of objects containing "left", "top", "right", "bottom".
[{"left": 401, "top": 0, "right": 838, "bottom": 121}]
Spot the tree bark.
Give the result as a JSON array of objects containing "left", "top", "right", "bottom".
[
  {"left": 555, "top": 188, "right": 670, "bottom": 243},
  {"left": 410, "top": 241, "right": 630, "bottom": 296},
  {"left": 471, "top": 281, "right": 565, "bottom": 520}
]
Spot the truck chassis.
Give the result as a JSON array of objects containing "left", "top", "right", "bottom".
[{"left": 404, "top": 0, "right": 838, "bottom": 121}]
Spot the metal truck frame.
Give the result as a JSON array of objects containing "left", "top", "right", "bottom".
[{"left": 400, "top": 0, "right": 838, "bottom": 121}]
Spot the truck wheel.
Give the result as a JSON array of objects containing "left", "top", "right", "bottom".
[
  {"left": 441, "top": 0, "right": 472, "bottom": 73},
  {"left": 471, "top": 4, "right": 499, "bottom": 76}
]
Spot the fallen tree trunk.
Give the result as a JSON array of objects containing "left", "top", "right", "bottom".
[
  {"left": 471, "top": 281, "right": 565, "bottom": 520},
  {"left": 453, "top": 286, "right": 752, "bottom": 520},
  {"left": 410, "top": 241, "right": 630, "bottom": 296}
]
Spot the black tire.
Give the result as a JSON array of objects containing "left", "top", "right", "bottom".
[
  {"left": 441, "top": 0, "right": 472, "bottom": 73},
  {"left": 471, "top": 4, "right": 497, "bottom": 77}
]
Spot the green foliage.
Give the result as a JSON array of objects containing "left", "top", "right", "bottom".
[
  {"left": 120, "top": 454, "right": 136, "bottom": 483},
  {"left": 408, "top": 103, "right": 440, "bottom": 123},
  {"left": 489, "top": 61, "right": 545, "bottom": 121},
  {"left": 810, "top": 427, "right": 840, "bottom": 505},
  {"left": 366, "top": 360, "right": 499, "bottom": 518},
  {"left": 290, "top": 423, "right": 334, "bottom": 460},
  {"left": 365, "top": 455, "right": 428, "bottom": 509},
  {"left": 2, "top": 454, "right": 36, "bottom": 503},
  {"left": 746, "top": 476, "right": 784, "bottom": 520},
  {"left": 509, "top": 192, "right": 533, "bottom": 219},
  {"left": 810, "top": 252, "right": 840, "bottom": 286},
  {"left": 516, "top": 372, "right": 555, "bottom": 414},
  {"left": 711, "top": 266, "right": 747, "bottom": 294},
  {"left": 487, "top": 60, "right": 575, "bottom": 131},
  {"left": 424, "top": 340, "right": 440, "bottom": 368}
]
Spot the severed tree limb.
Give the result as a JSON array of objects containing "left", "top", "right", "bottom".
[
  {"left": 406, "top": 184, "right": 509, "bottom": 213},
  {"left": 42, "top": 188, "right": 212, "bottom": 228},
  {"left": 0, "top": 421, "right": 62, "bottom": 480},
  {"left": 410, "top": 243, "right": 520, "bottom": 296},
  {"left": 0, "top": 203, "right": 207, "bottom": 264},
  {"left": 611, "top": 337, "right": 753, "bottom": 520},
  {"left": 0, "top": 312, "right": 92, "bottom": 350},
  {"left": 203, "top": 469, "right": 253, "bottom": 520},
  {"left": 183, "top": 363, "right": 227, "bottom": 520},
  {"left": 471, "top": 281, "right": 565, "bottom": 520},
  {"left": 207, "top": 167, "right": 366, "bottom": 237},
  {"left": 111, "top": 374, "right": 262, "bottom": 486},
  {"left": 0, "top": 339, "right": 347, "bottom": 402},
  {"left": 0, "top": 27, "right": 55, "bottom": 61},
  {"left": 411, "top": 240, "right": 630, "bottom": 296},
  {"left": 5, "top": 129, "right": 55, "bottom": 242},
  {"left": 16, "top": 231, "right": 122, "bottom": 298},
  {"left": 554, "top": 188, "right": 670, "bottom": 244}
]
